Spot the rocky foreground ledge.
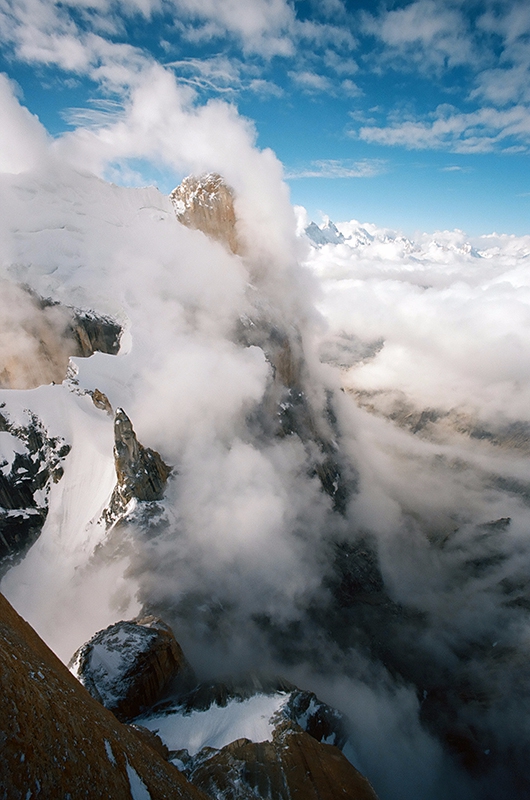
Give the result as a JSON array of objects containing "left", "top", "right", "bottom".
[
  {"left": 0, "top": 593, "right": 207, "bottom": 800},
  {"left": 0, "top": 592, "right": 378, "bottom": 800}
]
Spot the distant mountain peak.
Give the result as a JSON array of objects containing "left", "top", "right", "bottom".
[{"left": 305, "top": 220, "right": 345, "bottom": 246}]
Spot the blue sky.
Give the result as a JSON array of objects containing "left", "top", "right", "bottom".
[{"left": 0, "top": 0, "right": 529, "bottom": 235}]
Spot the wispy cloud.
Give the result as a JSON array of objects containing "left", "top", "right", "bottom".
[
  {"left": 440, "top": 165, "right": 471, "bottom": 173},
  {"left": 285, "top": 158, "right": 386, "bottom": 179},
  {"left": 288, "top": 70, "right": 333, "bottom": 93},
  {"left": 357, "top": 105, "right": 530, "bottom": 154},
  {"left": 61, "top": 99, "right": 126, "bottom": 129},
  {"left": 360, "top": 0, "right": 479, "bottom": 72}
]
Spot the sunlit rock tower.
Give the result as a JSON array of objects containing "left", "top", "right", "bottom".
[{"left": 171, "top": 172, "right": 354, "bottom": 513}]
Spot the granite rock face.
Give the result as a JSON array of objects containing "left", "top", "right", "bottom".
[
  {"left": 186, "top": 724, "right": 378, "bottom": 800},
  {"left": 66, "top": 621, "right": 380, "bottom": 800},
  {"left": 134, "top": 672, "right": 378, "bottom": 799},
  {"left": 170, "top": 173, "right": 240, "bottom": 255},
  {"left": 69, "top": 616, "right": 194, "bottom": 721},
  {"left": 0, "top": 593, "right": 208, "bottom": 800}
]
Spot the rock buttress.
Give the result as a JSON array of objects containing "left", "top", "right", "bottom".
[{"left": 0, "top": 592, "right": 209, "bottom": 800}]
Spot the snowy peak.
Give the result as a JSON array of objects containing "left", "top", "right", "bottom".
[
  {"left": 170, "top": 173, "right": 240, "bottom": 255},
  {"left": 304, "top": 217, "right": 483, "bottom": 260},
  {"left": 305, "top": 220, "right": 345, "bottom": 246}
]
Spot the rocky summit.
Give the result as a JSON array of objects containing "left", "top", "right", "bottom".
[
  {"left": 170, "top": 173, "right": 241, "bottom": 255},
  {"left": 69, "top": 615, "right": 194, "bottom": 721}
]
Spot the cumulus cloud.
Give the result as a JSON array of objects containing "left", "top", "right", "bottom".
[
  {"left": 174, "top": 0, "right": 296, "bottom": 57},
  {"left": 0, "top": 74, "right": 50, "bottom": 173}
]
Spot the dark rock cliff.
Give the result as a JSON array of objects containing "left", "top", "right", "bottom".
[{"left": 0, "top": 406, "right": 70, "bottom": 574}]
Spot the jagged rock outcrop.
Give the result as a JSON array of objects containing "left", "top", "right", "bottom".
[
  {"left": 69, "top": 308, "right": 121, "bottom": 359},
  {"left": 91, "top": 387, "right": 113, "bottom": 415},
  {"left": 0, "top": 592, "right": 209, "bottom": 800},
  {"left": 105, "top": 408, "right": 171, "bottom": 523},
  {"left": 69, "top": 616, "right": 194, "bottom": 721},
  {"left": 0, "top": 280, "right": 121, "bottom": 390},
  {"left": 170, "top": 173, "right": 240, "bottom": 255},
  {"left": 166, "top": 677, "right": 349, "bottom": 751},
  {"left": 185, "top": 723, "right": 378, "bottom": 800},
  {"left": 66, "top": 616, "right": 379, "bottom": 800},
  {"left": 0, "top": 405, "right": 70, "bottom": 574}
]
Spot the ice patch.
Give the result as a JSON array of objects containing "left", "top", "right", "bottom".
[
  {"left": 126, "top": 762, "right": 151, "bottom": 800},
  {"left": 104, "top": 739, "right": 116, "bottom": 765}
]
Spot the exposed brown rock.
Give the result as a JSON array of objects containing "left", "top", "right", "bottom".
[
  {"left": 0, "top": 592, "right": 209, "bottom": 800},
  {"left": 92, "top": 388, "right": 113, "bottom": 415},
  {"left": 188, "top": 722, "right": 379, "bottom": 800},
  {"left": 127, "top": 724, "right": 170, "bottom": 760},
  {"left": 0, "top": 281, "right": 121, "bottom": 390},
  {"left": 170, "top": 173, "right": 241, "bottom": 255},
  {"left": 69, "top": 615, "right": 194, "bottom": 721}
]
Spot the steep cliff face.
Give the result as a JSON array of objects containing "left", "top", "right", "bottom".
[
  {"left": 170, "top": 173, "right": 240, "bottom": 255},
  {"left": 0, "top": 592, "right": 209, "bottom": 800},
  {"left": 66, "top": 616, "right": 379, "bottom": 800}
]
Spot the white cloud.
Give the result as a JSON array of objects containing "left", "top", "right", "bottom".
[
  {"left": 341, "top": 78, "right": 361, "bottom": 97},
  {"left": 288, "top": 69, "right": 332, "bottom": 93},
  {"left": 323, "top": 49, "right": 358, "bottom": 76},
  {"left": 0, "top": 73, "right": 50, "bottom": 173},
  {"left": 358, "top": 104, "right": 530, "bottom": 154},
  {"left": 361, "top": 0, "right": 477, "bottom": 71},
  {"left": 471, "top": 65, "right": 530, "bottom": 106},
  {"left": 285, "top": 158, "right": 386, "bottom": 179},
  {"left": 174, "top": 0, "right": 296, "bottom": 57},
  {"left": 54, "top": 64, "right": 298, "bottom": 272}
]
